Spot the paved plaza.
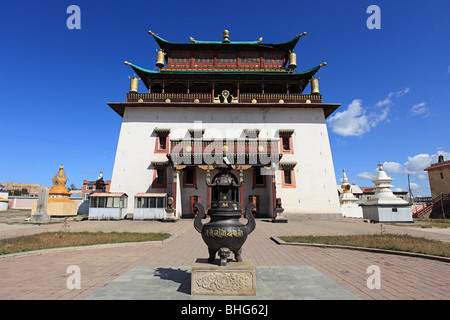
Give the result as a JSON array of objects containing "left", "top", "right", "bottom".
[{"left": 0, "top": 217, "right": 449, "bottom": 300}]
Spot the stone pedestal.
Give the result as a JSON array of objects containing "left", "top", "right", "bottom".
[
  {"left": 162, "top": 208, "right": 177, "bottom": 222},
  {"left": 272, "top": 207, "right": 288, "bottom": 223},
  {"left": 191, "top": 261, "right": 256, "bottom": 296},
  {"left": 30, "top": 187, "right": 50, "bottom": 223}
]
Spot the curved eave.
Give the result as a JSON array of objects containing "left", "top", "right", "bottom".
[
  {"left": 125, "top": 61, "right": 322, "bottom": 93},
  {"left": 150, "top": 32, "right": 301, "bottom": 52},
  {"left": 126, "top": 61, "right": 321, "bottom": 77}
]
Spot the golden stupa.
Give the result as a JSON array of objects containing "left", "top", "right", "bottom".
[
  {"left": 48, "top": 165, "right": 74, "bottom": 203},
  {"left": 31, "top": 164, "right": 78, "bottom": 217}
]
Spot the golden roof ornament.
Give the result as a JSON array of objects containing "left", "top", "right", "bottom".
[
  {"left": 128, "top": 74, "right": 140, "bottom": 93},
  {"left": 223, "top": 29, "right": 230, "bottom": 41},
  {"left": 310, "top": 76, "right": 320, "bottom": 95},
  {"left": 289, "top": 50, "right": 297, "bottom": 69},
  {"left": 156, "top": 49, "right": 166, "bottom": 68}
]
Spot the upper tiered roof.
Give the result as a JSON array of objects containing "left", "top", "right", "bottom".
[{"left": 149, "top": 29, "right": 303, "bottom": 54}]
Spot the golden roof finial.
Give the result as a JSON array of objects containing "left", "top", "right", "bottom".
[
  {"left": 257, "top": 37, "right": 263, "bottom": 43},
  {"left": 378, "top": 162, "right": 383, "bottom": 170},
  {"left": 223, "top": 29, "right": 230, "bottom": 41}
]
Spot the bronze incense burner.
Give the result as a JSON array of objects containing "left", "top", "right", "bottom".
[{"left": 194, "top": 165, "right": 255, "bottom": 266}]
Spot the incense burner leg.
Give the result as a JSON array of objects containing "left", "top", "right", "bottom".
[
  {"left": 208, "top": 247, "right": 217, "bottom": 263},
  {"left": 233, "top": 247, "right": 242, "bottom": 262}
]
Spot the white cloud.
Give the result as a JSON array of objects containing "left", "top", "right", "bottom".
[
  {"left": 327, "top": 99, "right": 390, "bottom": 137},
  {"left": 375, "top": 93, "right": 393, "bottom": 107},
  {"left": 327, "top": 89, "right": 410, "bottom": 137},
  {"left": 409, "top": 182, "right": 423, "bottom": 194},
  {"left": 393, "top": 187, "right": 404, "bottom": 192},
  {"left": 417, "top": 174, "right": 428, "bottom": 181},
  {"left": 327, "top": 99, "right": 370, "bottom": 137},
  {"left": 356, "top": 171, "right": 376, "bottom": 180},
  {"left": 410, "top": 102, "right": 429, "bottom": 116},
  {"left": 396, "top": 87, "right": 410, "bottom": 97},
  {"left": 383, "top": 161, "right": 403, "bottom": 174},
  {"left": 403, "top": 153, "right": 433, "bottom": 175},
  {"left": 403, "top": 151, "right": 450, "bottom": 175}
]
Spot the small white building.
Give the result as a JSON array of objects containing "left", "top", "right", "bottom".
[
  {"left": 88, "top": 193, "right": 128, "bottom": 220},
  {"left": 134, "top": 193, "right": 167, "bottom": 220},
  {"left": 361, "top": 163, "right": 413, "bottom": 223}
]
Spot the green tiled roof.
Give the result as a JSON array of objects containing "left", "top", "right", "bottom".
[{"left": 149, "top": 31, "right": 302, "bottom": 52}]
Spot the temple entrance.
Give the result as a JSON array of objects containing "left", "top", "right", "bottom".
[{"left": 178, "top": 166, "right": 274, "bottom": 218}]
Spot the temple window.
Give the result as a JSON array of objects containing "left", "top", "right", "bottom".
[
  {"left": 282, "top": 136, "right": 291, "bottom": 152},
  {"left": 217, "top": 53, "right": 236, "bottom": 67},
  {"left": 152, "top": 168, "right": 167, "bottom": 188},
  {"left": 263, "top": 53, "right": 282, "bottom": 68},
  {"left": 154, "top": 128, "right": 171, "bottom": 154},
  {"left": 282, "top": 169, "right": 296, "bottom": 188},
  {"left": 194, "top": 52, "right": 213, "bottom": 67},
  {"left": 240, "top": 52, "right": 260, "bottom": 68},
  {"left": 279, "top": 129, "right": 294, "bottom": 154},
  {"left": 184, "top": 168, "right": 197, "bottom": 188},
  {"left": 253, "top": 167, "right": 266, "bottom": 188}
]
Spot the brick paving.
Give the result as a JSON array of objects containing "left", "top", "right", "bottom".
[{"left": 0, "top": 218, "right": 449, "bottom": 300}]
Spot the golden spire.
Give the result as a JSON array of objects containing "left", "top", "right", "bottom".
[
  {"left": 49, "top": 165, "right": 71, "bottom": 197},
  {"left": 223, "top": 29, "right": 230, "bottom": 41}
]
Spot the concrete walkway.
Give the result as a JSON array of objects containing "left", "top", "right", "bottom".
[{"left": 0, "top": 218, "right": 449, "bottom": 300}]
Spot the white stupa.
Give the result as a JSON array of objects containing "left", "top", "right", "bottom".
[
  {"left": 361, "top": 163, "right": 413, "bottom": 222},
  {"left": 339, "top": 169, "right": 363, "bottom": 218}
]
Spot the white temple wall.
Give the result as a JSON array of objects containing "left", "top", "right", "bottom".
[{"left": 110, "top": 106, "right": 341, "bottom": 217}]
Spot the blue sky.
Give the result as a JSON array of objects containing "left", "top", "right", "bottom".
[{"left": 1, "top": 0, "right": 449, "bottom": 197}]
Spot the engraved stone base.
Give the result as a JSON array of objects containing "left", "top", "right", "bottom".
[{"left": 191, "top": 261, "right": 256, "bottom": 296}]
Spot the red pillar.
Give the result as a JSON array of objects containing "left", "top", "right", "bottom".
[
  {"left": 173, "top": 170, "right": 178, "bottom": 218},
  {"left": 240, "top": 169, "right": 244, "bottom": 218},
  {"left": 206, "top": 169, "right": 211, "bottom": 211},
  {"left": 272, "top": 174, "right": 277, "bottom": 218}
]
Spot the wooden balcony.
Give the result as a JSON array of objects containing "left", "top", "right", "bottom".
[
  {"left": 239, "top": 93, "right": 322, "bottom": 103},
  {"left": 170, "top": 139, "right": 279, "bottom": 154},
  {"left": 169, "top": 139, "right": 280, "bottom": 166},
  {"left": 126, "top": 93, "right": 322, "bottom": 104},
  {"left": 126, "top": 93, "right": 211, "bottom": 103}
]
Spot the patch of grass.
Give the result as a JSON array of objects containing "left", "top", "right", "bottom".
[
  {"left": 0, "top": 231, "right": 171, "bottom": 255},
  {"left": 279, "top": 233, "right": 450, "bottom": 258}
]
